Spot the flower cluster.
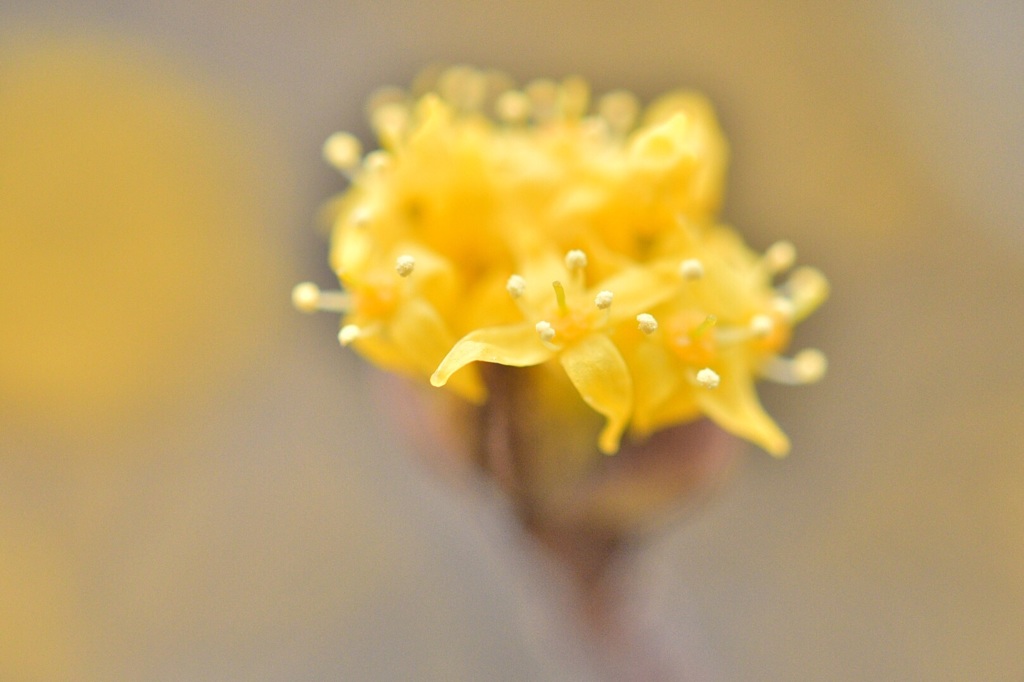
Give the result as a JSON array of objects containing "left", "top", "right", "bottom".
[{"left": 295, "top": 66, "right": 828, "bottom": 456}]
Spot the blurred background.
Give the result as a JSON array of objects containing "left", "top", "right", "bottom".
[{"left": 1, "top": 1, "right": 1022, "bottom": 680}]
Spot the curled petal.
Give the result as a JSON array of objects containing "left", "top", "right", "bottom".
[
  {"left": 431, "top": 324, "right": 553, "bottom": 389},
  {"left": 625, "top": 340, "right": 687, "bottom": 437},
  {"left": 391, "top": 298, "right": 485, "bottom": 402},
  {"left": 559, "top": 334, "right": 633, "bottom": 455},
  {"left": 694, "top": 352, "right": 790, "bottom": 457},
  {"left": 598, "top": 264, "right": 681, "bottom": 326}
]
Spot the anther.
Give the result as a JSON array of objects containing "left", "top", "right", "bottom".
[
  {"left": 764, "top": 240, "right": 796, "bottom": 274},
  {"left": 772, "top": 297, "right": 796, "bottom": 322},
  {"left": 371, "top": 103, "right": 409, "bottom": 141},
  {"left": 322, "top": 132, "right": 362, "bottom": 172},
  {"left": 536, "top": 320, "right": 556, "bottom": 342},
  {"left": 793, "top": 349, "right": 827, "bottom": 383},
  {"left": 637, "top": 313, "right": 659, "bottom": 334},
  {"left": 363, "top": 150, "right": 392, "bottom": 173},
  {"left": 495, "top": 90, "right": 531, "bottom": 124},
  {"left": 350, "top": 207, "right": 373, "bottom": 228},
  {"left": 395, "top": 254, "right": 416, "bottom": 277},
  {"left": 695, "top": 367, "right": 720, "bottom": 388},
  {"left": 679, "top": 258, "right": 704, "bottom": 280},
  {"left": 557, "top": 76, "right": 590, "bottom": 119},
  {"left": 595, "top": 290, "right": 614, "bottom": 310},
  {"left": 338, "top": 324, "right": 361, "bottom": 346},
  {"left": 525, "top": 79, "right": 559, "bottom": 122},
  {"left": 506, "top": 274, "right": 526, "bottom": 298},
  {"left": 565, "top": 249, "right": 588, "bottom": 271},
  {"left": 598, "top": 90, "right": 639, "bottom": 135},
  {"left": 292, "top": 282, "right": 322, "bottom": 313},
  {"left": 750, "top": 314, "right": 774, "bottom": 338},
  {"left": 292, "top": 282, "right": 349, "bottom": 313},
  {"left": 761, "top": 350, "right": 827, "bottom": 385}
]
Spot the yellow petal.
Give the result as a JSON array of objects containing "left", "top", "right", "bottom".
[
  {"left": 431, "top": 324, "right": 553, "bottom": 389},
  {"left": 599, "top": 262, "right": 681, "bottom": 326},
  {"left": 625, "top": 340, "right": 686, "bottom": 436},
  {"left": 558, "top": 333, "right": 633, "bottom": 454},
  {"left": 390, "top": 298, "right": 485, "bottom": 402},
  {"left": 694, "top": 352, "right": 790, "bottom": 456}
]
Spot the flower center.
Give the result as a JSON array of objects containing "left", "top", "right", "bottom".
[{"left": 666, "top": 313, "right": 718, "bottom": 365}]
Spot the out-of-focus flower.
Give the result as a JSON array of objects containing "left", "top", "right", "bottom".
[{"left": 296, "top": 66, "right": 827, "bottom": 456}]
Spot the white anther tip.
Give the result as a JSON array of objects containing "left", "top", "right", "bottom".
[
  {"left": 765, "top": 240, "right": 796, "bottom": 273},
  {"left": 636, "top": 313, "right": 658, "bottom": 334},
  {"left": 594, "top": 290, "right": 614, "bottom": 309},
  {"left": 772, "top": 297, "right": 797, "bottom": 321},
  {"left": 338, "top": 324, "right": 361, "bottom": 346},
  {"left": 292, "top": 282, "right": 321, "bottom": 313},
  {"left": 495, "top": 90, "right": 531, "bottom": 123},
  {"left": 506, "top": 274, "right": 526, "bottom": 299},
  {"left": 350, "top": 207, "right": 372, "bottom": 227},
  {"left": 363, "top": 150, "right": 392, "bottom": 173},
  {"left": 565, "top": 249, "right": 588, "bottom": 271},
  {"left": 322, "top": 132, "right": 362, "bottom": 171},
  {"left": 395, "top": 254, "right": 416, "bottom": 277},
  {"left": 750, "top": 314, "right": 774, "bottom": 338},
  {"left": 679, "top": 258, "right": 704, "bottom": 280},
  {"left": 695, "top": 367, "right": 720, "bottom": 388},
  {"left": 536, "top": 320, "right": 556, "bottom": 342},
  {"left": 794, "top": 349, "right": 827, "bottom": 383}
]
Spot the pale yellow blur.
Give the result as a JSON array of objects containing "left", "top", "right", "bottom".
[
  {"left": 0, "top": 33, "right": 287, "bottom": 680},
  {"left": 0, "top": 35, "right": 277, "bottom": 443}
]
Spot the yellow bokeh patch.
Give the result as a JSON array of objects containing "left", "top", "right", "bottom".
[{"left": 0, "top": 34, "right": 284, "bottom": 442}]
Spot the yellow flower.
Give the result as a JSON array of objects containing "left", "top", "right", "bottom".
[
  {"left": 296, "top": 66, "right": 828, "bottom": 456},
  {"left": 431, "top": 248, "right": 679, "bottom": 454}
]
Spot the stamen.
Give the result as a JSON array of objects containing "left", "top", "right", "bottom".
[
  {"left": 772, "top": 297, "right": 796, "bottom": 322},
  {"left": 597, "top": 90, "right": 639, "bottom": 135},
  {"left": 495, "top": 90, "right": 531, "bottom": 124},
  {"left": 366, "top": 86, "right": 407, "bottom": 117},
  {"left": 760, "top": 349, "right": 827, "bottom": 385},
  {"left": 350, "top": 207, "right": 373, "bottom": 228},
  {"left": 695, "top": 367, "right": 720, "bottom": 388},
  {"left": 395, "top": 254, "right": 416, "bottom": 277},
  {"left": 536, "top": 320, "right": 556, "bottom": 342},
  {"left": 338, "top": 324, "right": 361, "bottom": 346},
  {"left": 679, "top": 258, "right": 704, "bottom": 280},
  {"left": 292, "top": 282, "right": 321, "bottom": 313},
  {"left": 506, "top": 274, "right": 526, "bottom": 299},
  {"left": 637, "top": 313, "right": 659, "bottom": 334},
  {"left": 322, "top": 132, "right": 362, "bottom": 172},
  {"left": 784, "top": 266, "right": 830, "bottom": 321},
  {"left": 764, "top": 240, "right": 796, "bottom": 274},
  {"left": 564, "top": 249, "right": 588, "bottom": 271},
  {"left": 371, "top": 102, "right": 409, "bottom": 131},
  {"left": 552, "top": 281, "right": 569, "bottom": 314},
  {"left": 750, "top": 314, "right": 774, "bottom": 338},
  {"left": 371, "top": 103, "right": 409, "bottom": 145},
  {"left": 594, "top": 290, "right": 614, "bottom": 310},
  {"left": 579, "top": 117, "right": 610, "bottom": 142},
  {"left": 691, "top": 314, "right": 717, "bottom": 338},
  {"left": 363, "top": 150, "right": 392, "bottom": 173},
  {"left": 525, "top": 79, "right": 558, "bottom": 123},
  {"left": 793, "top": 349, "right": 827, "bottom": 383},
  {"left": 439, "top": 65, "right": 486, "bottom": 112},
  {"left": 291, "top": 282, "right": 349, "bottom": 313},
  {"left": 557, "top": 76, "right": 590, "bottom": 120}
]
